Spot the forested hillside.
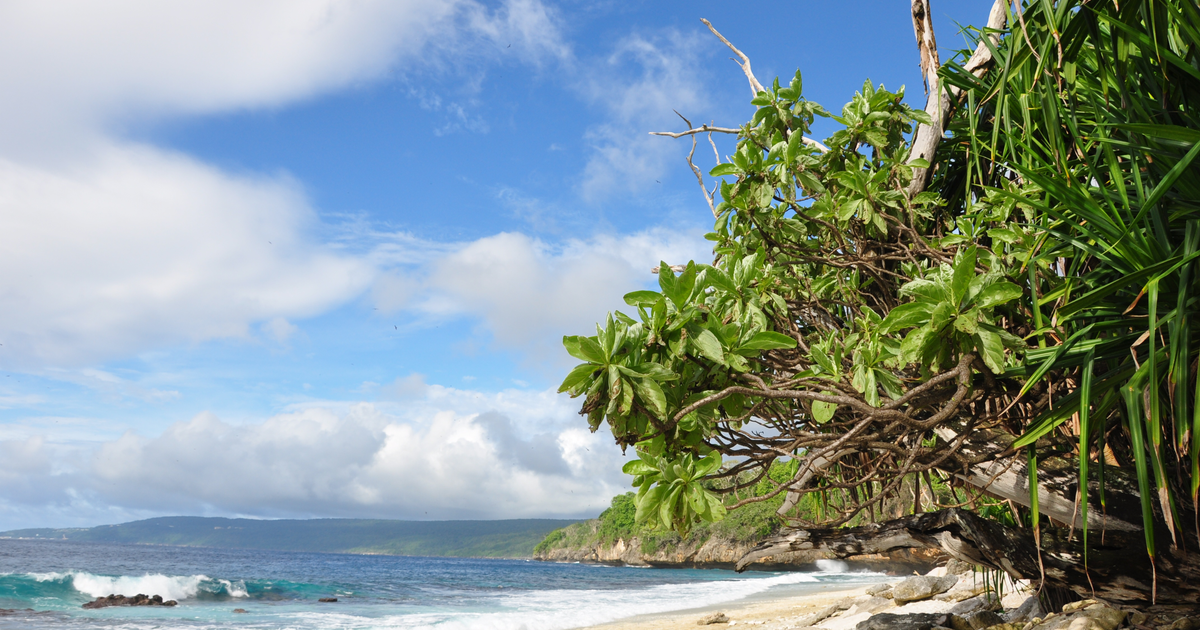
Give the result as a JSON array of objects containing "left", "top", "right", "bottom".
[{"left": 1, "top": 517, "right": 576, "bottom": 558}]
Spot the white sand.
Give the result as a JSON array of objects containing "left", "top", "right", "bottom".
[{"left": 581, "top": 585, "right": 875, "bottom": 630}]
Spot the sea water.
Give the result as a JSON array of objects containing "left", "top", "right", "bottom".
[{"left": 0, "top": 538, "right": 885, "bottom": 629}]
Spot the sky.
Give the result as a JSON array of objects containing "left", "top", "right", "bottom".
[{"left": 0, "top": 0, "right": 989, "bottom": 530}]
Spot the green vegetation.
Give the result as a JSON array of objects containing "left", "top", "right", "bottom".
[
  {"left": 1, "top": 517, "right": 577, "bottom": 558},
  {"left": 554, "top": 0, "right": 1199, "bottom": 602},
  {"left": 535, "top": 491, "right": 782, "bottom": 558}
]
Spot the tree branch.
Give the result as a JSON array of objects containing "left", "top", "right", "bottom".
[
  {"left": 906, "top": 0, "right": 1009, "bottom": 198},
  {"left": 700, "top": 18, "right": 764, "bottom": 97}
]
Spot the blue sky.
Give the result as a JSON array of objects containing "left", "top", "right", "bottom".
[{"left": 0, "top": 0, "right": 986, "bottom": 529}]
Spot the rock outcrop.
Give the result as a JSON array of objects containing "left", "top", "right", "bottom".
[
  {"left": 533, "top": 531, "right": 942, "bottom": 573},
  {"left": 81, "top": 594, "right": 177, "bottom": 609}
]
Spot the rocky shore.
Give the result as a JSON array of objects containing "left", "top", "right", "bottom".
[
  {"left": 681, "top": 561, "right": 1198, "bottom": 630},
  {"left": 534, "top": 533, "right": 943, "bottom": 574}
]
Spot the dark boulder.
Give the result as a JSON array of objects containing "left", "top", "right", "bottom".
[
  {"left": 81, "top": 594, "right": 178, "bottom": 609},
  {"left": 318, "top": 597, "right": 338, "bottom": 603},
  {"left": 855, "top": 613, "right": 949, "bottom": 630}
]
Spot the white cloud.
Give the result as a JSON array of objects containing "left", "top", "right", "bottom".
[
  {"left": 0, "top": 0, "right": 569, "bottom": 156},
  {"left": 414, "top": 228, "right": 710, "bottom": 361},
  {"left": 0, "top": 144, "right": 371, "bottom": 369},
  {"left": 0, "top": 386, "right": 629, "bottom": 521},
  {"left": 261, "top": 318, "right": 301, "bottom": 345},
  {"left": 0, "top": 0, "right": 572, "bottom": 371},
  {"left": 577, "top": 30, "right": 713, "bottom": 200}
]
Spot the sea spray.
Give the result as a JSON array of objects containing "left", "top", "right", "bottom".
[{"left": 815, "top": 559, "right": 851, "bottom": 573}]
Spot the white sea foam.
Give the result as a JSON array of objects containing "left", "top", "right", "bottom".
[
  {"left": 286, "top": 571, "right": 828, "bottom": 630},
  {"left": 30, "top": 571, "right": 245, "bottom": 601},
  {"left": 815, "top": 559, "right": 850, "bottom": 573}
]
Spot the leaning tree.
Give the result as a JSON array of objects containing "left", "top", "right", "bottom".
[{"left": 558, "top": 0, "right": 1200, "bottom": 605}]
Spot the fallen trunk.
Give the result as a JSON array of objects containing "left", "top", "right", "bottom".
[{"left": 736, "top": 508, "right": 1200, "bottom": 606}]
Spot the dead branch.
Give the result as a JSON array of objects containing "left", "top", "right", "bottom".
[
  {"left": 907, "top": 0, "right": 1008, "bottom": 197},
  {"left": 700, "top": 18, "right": 764, "bottom": 97}
]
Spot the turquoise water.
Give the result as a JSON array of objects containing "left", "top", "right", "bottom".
[{"left": 0, "top": 538, "right": 885, "bottom": 629}]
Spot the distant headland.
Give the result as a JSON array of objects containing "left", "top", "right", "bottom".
[{"left": 0, "top": 516, "right": 578, "bottom": 559}]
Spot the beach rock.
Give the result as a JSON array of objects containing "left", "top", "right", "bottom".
[
  {"left": 845, "top": 597, "right": 895, "bottom": 615},
  {"left": 797, "top": 604, "right": 842, "bottom": 627},
  {"left": 944, "top": 559, "right": 975, "bottom": 575},
  {"left": 1002, "top": 595, "right": 1041, "bottom": 623},
  {"left": 82, "top": 594, "right": 178, "bottom": 609},
  {"left": 233, "top": 608, "right": 248, "bottom": 614},
  {"left": 855, "top": 612, "right": 950, "bottom": 630},
  {"left": 1161, "top": 618, "right": 1198, "bottom": 630},
  {"left": 819, "top": 611, "right": 874, "bottom": 630},
  {"left": 893, "top": 576, "right": 959, "bottom": 604},
  {"left": 318, "top": 597, "right": 338, "bottom": 603},
  {"left": 948, "top": 594, "right": 1000, "bottom": 617},
  {"left": 865, "top": 583, "right": 894, "bottom": 598},
  {"left": 935, "top": 581, "right": 988, "bottom": 603},
  {"left": 1060, "top": 599, "right": 1098, "bottom": 614},
  {"left": 698, "top": 612, "right": 729, "bottom": 625},
  {"left": 1034, "top": 604, "right": 1125, "bottom": 630},
  {"left": 948, "top": 610, "right": 1004, "bottom": 630}
]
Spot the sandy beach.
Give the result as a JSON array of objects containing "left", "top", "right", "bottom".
[{"left": 586, "top": 584, "right": 873, "bottom": 630}]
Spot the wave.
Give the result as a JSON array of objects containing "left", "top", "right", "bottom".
[
  {"left": 0, "top": 572, "right": 324, "bottom": 607},
  {"left": 291, "top": 571, "right": 835, "bottom": 630}
]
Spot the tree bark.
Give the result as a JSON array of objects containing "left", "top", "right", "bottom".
[
  {"left": 736, "top": 508, "right": 1200, "bottom": 606},
  {"left": 906, "top": 0, "right": 1008, "bottom": 197}
]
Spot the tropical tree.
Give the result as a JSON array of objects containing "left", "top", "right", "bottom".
[{"left": 559, "top": 0, "right": 1200, "bottom": 604}]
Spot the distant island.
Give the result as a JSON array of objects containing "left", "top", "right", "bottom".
[{"left": 0, "top": 516, "right": 579, "bottom": 558}]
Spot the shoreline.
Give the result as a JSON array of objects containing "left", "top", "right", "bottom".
[{"left": 583, "top": 584, "right": 874, "bottom": 630}]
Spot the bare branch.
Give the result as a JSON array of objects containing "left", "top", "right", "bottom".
[
  {"left": 666, "top": 112, "right": 720, "bottom": 218},
  {"left": 650, "top": 124, "right": 739, "bottom": 138},
  {"left": 651, "top": 125, "right": 830, "bottom": 153},
  {"left": 700, "top": 18, "right": 764, "bottom": 97},
  {"left": 907, "top": 0, "right": 1008, "bottom": 198}
]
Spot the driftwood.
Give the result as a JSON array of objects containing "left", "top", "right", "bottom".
[{"left": 736, "top": 508, "right": 1200, "bottom": 606}]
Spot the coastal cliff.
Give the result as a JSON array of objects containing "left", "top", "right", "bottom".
[{"left": 533, "top": 494, "right": 941, "bottom": 572}]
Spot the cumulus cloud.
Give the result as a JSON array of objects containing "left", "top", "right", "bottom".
[
  {"left": 577, "top": 30, "right": 713, "bottom": 200},
  {"left": 409, "top": 228, "right": 710, "bottom": 361},
  {"left": 0, "top": 0, "right": 571, "bottom": 371},
  {"left": 0, "top": 144, "right": 371, "bottom": 369},
  {"left": 0, "top": 386, "right": 629, "bottom": 523},
  {"left": 0, "top": 0, "right": 568, "bottom": 156}
]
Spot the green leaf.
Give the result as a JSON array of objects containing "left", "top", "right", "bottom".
[
  {"left": 812, "top": 399, "right": 837, "bottom": 423},
  {"left": 811, "top": 347, "right": 837, "bottom": 374},
  {"left": 951, "top": 245, "right": 978, "bottom": 306},
  {"left": 624, "top": 290, "right": 661, "bottom": 307},
  {"left": 564, "top": 336, "right": 605, "bottom": 364},
  {"left": 879, "top": 301, "right": 935, "bottom": 333},
  {"left": 953, "top": 312, "right": 979, "bottom": 334},
  {"left": 709, "top": 163, "right": 742, "bottom": 177},
  {"left": 694, "top": 452, "right": 723, "bottom": 477},
  {"left": 692, "top": 328, "right": 726, "bottom": 364},
  {"left": 558, "top": 363, "right": 599, "bottom": 394},
  {"left": 622, "top": 459, "right": 657, "bottom": 476},
  {"left": 971, "top": 281, "right": 1023, "bottom": 310},
  {"left": 635, "top": 483, "right": 668, "bottom": 524},
  {"left": 975, "top": 327, "right": 1006, "bottom": 374},
  {"left": 658, "top": 262, "right": 677, "bottom": 296},
  {"left": 634, "top": 377, "right": 669, "bottom": 419},
  {"left": 740, "top": 331, "right": 798, "bottom": 350}
]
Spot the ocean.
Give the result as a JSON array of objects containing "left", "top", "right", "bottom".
[{"left": 0, "top": 538, "right": 886, "bottom": 629}]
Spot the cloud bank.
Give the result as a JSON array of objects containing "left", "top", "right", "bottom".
[{"left": 0, "top": 385, "right": 630, "bottom": 528}]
